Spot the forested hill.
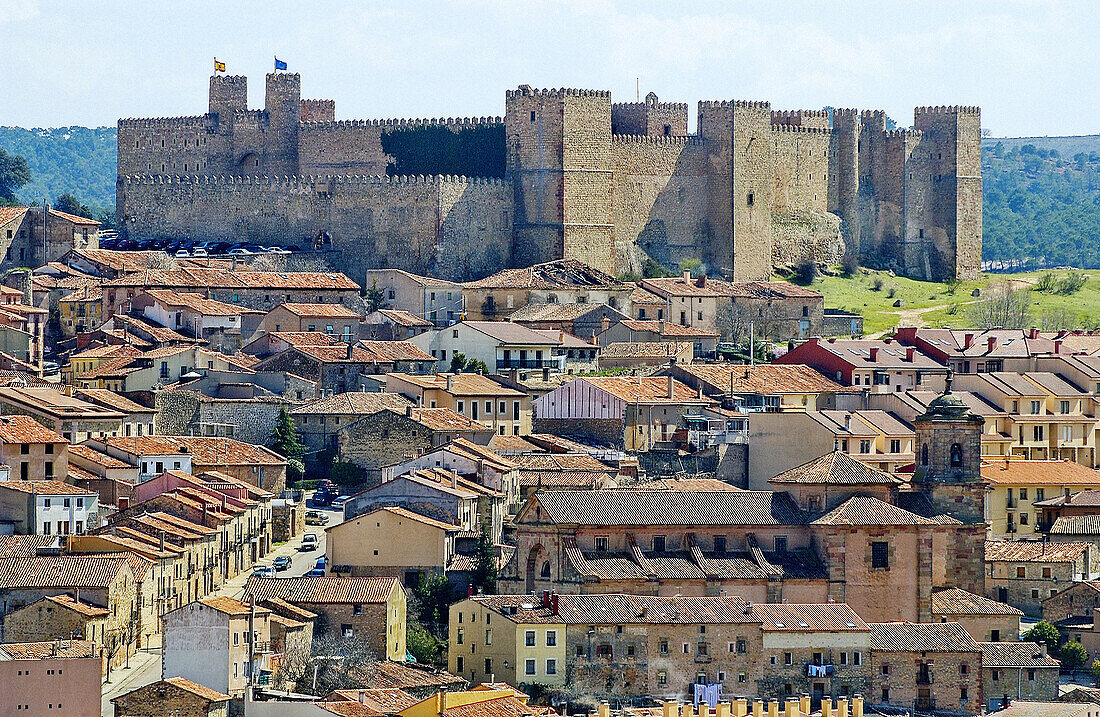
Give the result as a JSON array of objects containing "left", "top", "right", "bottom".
[
  {"left": 0, "top": 126, "right": 116, "bottom": 211},
  {"left": 2, "top": 125, "right": 1100, "bottom": 269}
]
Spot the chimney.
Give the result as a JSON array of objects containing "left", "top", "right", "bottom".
[
  {"left": 1030, "top": 327, "right": 1040, "bottom": 339},
  {"left": 683, "top": 270, "right": 691, "bottom": 281},
  {"left": 542, "top": 367, "right": 550, "bottom": 382},
  {"left": 663, "top": 703, "right": 677, "bottom": 717},
  {"left": 844, "top": 414, "right": 852, "bottom": 431},
  {"left": 742, "top": 600, "right": 753, "bottom": 615},
  {"left": 159, "top": 530, "right": 165, "bottom": 552},
  {"left": 667, "top": 374, "right": 675, "bottom": 399},
  {"left": 964, "top": 333, "right": 973, "bottom": 349},
  {"left": 600, "top": 316, "right": 611, "bottom": 332},
  {"left": 905, "top": 347, "right": 915, "bottom": 362},
  {"left": 406, "top": 405, "right": 414, "bottom": 418},
  {"left": 658, "top": 319, "right": 665, "bottom": 335},
  {"left": 436, "top": 687, "right": 446, "bottom": 717},
  {"left": 836, "top": 697, "right": 848, "bottom": 717},
  {"left": 542, "top": 590, "right": 550, "bottom": 608},
  {"left": 695, "top": 274, "right": 706, "bottom": 288},
  {"left": 783, "top": 700, "right": 799, "bottom": 717},
  {"left": 852, "top": 695, "right": 863, "bottom": 717},
  {"left": 450, "top": 470, "right": 458, "bottom": 489},
  {"left": 551, "top": 592, "right": 558, "bottom": 614},
  {"left": 346, "top": 342, "right": 354, "bottom": 360},
  {"left": 599, "top": 704, "right": 610, "bottom": 717},
  {"left": 868, "top": 347, "right": 878, "bottom": 362},
  {"left": 1055, "top": 339, "right": 1063, "bottom": 354},
  {"left": 987, "top": 336, "right": 997, "bottom": 353},
  {"left": 118, "top": 496, "right": 129, "bottom": 511},
  {"left": 445, "top": 374, "right": 453, "bottom": 392},
  {"left": 799, "top": 696, "right": 811, "bottom": 715},
  {"left": 1040, "top": 642, "right": 1048, "bottom": 657},
  {"left": 359, "top": 691, "right": 366, "bottom": 704}
]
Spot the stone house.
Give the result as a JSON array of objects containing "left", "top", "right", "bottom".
[
  {"left": 0, "top": 386, "right": 123, "bottom": 444},
  {"left": 255, "top": 302, "right": 362, "bottom": 340},
  {"left": 72, "top": 344, "right": 252, "bottom": 393},
  {"left": 385, "top": 372, "right": 532, "bottom": 436},
  {"left": 930, "top": 587, "right": 1023, "bottom": 642},
  {"left": 259, "top": 598, "right": 315, "bottom": 674},
  {"left": 362, "top": 309, "right": 434, "bottom": 341},
  {"left": 106, "top": 510, "right": 220, "bottom": 604},
  {"left": 448, "top": 593, "right": 871, "bottom": 704},
  {"left": 1042, "top": 580, "right": 1100, "bottom": 625},
  {"left": 0, "top": 414, "right": 69, "bottom": 480},
  {"left": 270, "top": 497, "right": 305, "bottom": 543},
  {"left": 508, "top": 302, "right": 630, "bottom": 341},
  {"left": 985, "top": 540, "right": 1099, "bottom": 616},
  {"left": 58, "top": 285, "right": 104, "bottom": 337},
  {"left": 253, "top": 342, "right": 432, "bottom": 395},
  {"left": 597, "top": 341, "right": 694, "bottom": 371},
  {"left": 0, "top": 205, "right": 99, "bottom": 270},
  {"left": 868, "top": 622, "right": 982, "bottom": 716},
  {"left": 766, "top": 450, "right": 902, "bottom": 515},
  {"left": 462, "top": 260, "right": 631, "bottom": 322},
  {"left": 0, "top": 479, "right": 98, "bottom": 536},
  {"left": 244, "top": 575, "right": 406, "bottom": 661},
  {"left": 2, "top": 594, "right": 110, "bottom": 662},
  {"left": 979, "top": 641, "right": 1059, "bottom": 710},
  {"left": 596, "top": 319, "right": 720, "bottom": 356},
  {"left": 381, "top": 438, "right": 520, "bottom": 511},
  {"left": 292, "top": 391, "right": 412, "bottom": 459},
  {"left": 0, "top": 639, "right": 103, "bottom": 717},
  {"left": 363, "top": 268, "right": 464, "bottom": 327},
  {"left": 163, "top": 596, "right": 273, "bottom": 698},
  {"left": 412, "top": 320, "right": 564, "bottom": 374},
  {"left": 111, "top": 676, "right": 230, "bottom": 717},
  {"left": 133, "top": 289, "right": 262, "bottom": 350},
  {"left": 335, "top": 407, "right": 493, "bottom": 483},
  {"left": 326, "top": 506, "right": 462, "bottom": 586},
  {"left": 73, "top": 387, "right": 155, "bottom": 438},
  {"left": 531, "top": 376, "right": 713, "bottom": 451},
  {"left": 342, "top": 469, "right": 488, "bottom": 537}
]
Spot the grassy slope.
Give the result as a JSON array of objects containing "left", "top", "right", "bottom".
[{"left": 806, "top": 269, "right": 1100, "bottom": 336}]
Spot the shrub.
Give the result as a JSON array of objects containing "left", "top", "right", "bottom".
[
  {"left": 1059, "top": 272, "right": 1087, "bottom": 295},
  {"left": 792, "top": 260, "right": 818, "bottom": 285},
  {"left": 886, "top": 287, "right": 896, "bottom": 299},
  {"left": 871, "top": 277, "right": 884, "bottom": 292},
  {"left": 945, "top": 277, "right": 961, "bottom": 295},
  {"left": 1035, "top": 272, "right": 1058, "bottom": 293},
  {"left": 841, "top": 253, "right": 859, "bottom": 277},
  {"left": 1062, "top": 640, "right": 1088, "bottom": 670}
]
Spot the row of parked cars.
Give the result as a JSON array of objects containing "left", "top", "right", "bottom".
[{"left": 99, "top": 235, "right": 301, "bottom": 257}]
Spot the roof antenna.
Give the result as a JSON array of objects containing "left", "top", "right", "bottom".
[{"left": 636, "top": 78, "right": 639, "bottom": 102}]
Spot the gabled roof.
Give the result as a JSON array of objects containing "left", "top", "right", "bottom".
[
  {"left": 982, "top": 459, "right": 1100, "bottom": 486},
  {"left": 144, "top": 290, "right": 253, "bottom": 316},
  {"left": 369, "top": 309, "right": 433, "bottom": 327},
  {"left": 567, "top": 376, "right": 710, "bottom": 404},
  {"left": 386, "top": 372, "right": 526, "bottom": 397},
  {"left": 29, "top": 594, "right": 109, "bottom": 618},
  {"left": 244, "top": 575, "right": 400, "bottom": 604},
  {"left": 985, "top": 540, "right": 1093, "bottom": 563},
  {"left": 979, "top": 641, "right": 1060, "bottom": 668},
  {"left": 0, "top": 555, "right": 131, "bottom": 589},
  {"left": 197, "top": 595, "right": 270, "bottom": 617},
  {"left": 599, "top": 341, "right": 691, "bottom": 359},
  {"left": 0, "top": 639, "right": 97, "bottom": 660},
  {"left": 677, "top": 363, "right": 847, "bottom": 394},
  {"left": 0, "top": 480, "right": 94, "bottom": 496},
  {"left": 292, "top": 392, "right": 412, "bottom": 416},
  {"left": 442, "top": 438, "right": 516, "bottom": 471},
  {"left": 0, "top": 535, "right": 60, "bottom": 557},
  {"left": 102, "top": 435, "right": 286, "bottom": 466},
  {"left": 770, "top": 451, "right": 901, "bottom": 486},
  {"left": 161, "top": 677, "right": 231, "bottom": 702},
  {"left": 616, "top": 320, "right": 720, "bottom": 338},
  {"left": 780, "top": 337, "right": 947, "bottom": 370},
  {"left": 359, "top": 340, "right": 435, "bottom": 363},
  {"left": 869, "top": 622, "right": 979, "bottom": 652},
  {"left": 0, "top": 414, "right": 68, "bottom": 444},
  {"left": 464, "top": 259, "right": 623, "bottom": 290},
  {"left": 931, "top": 587, "right": 1023, "bottom": 616},
  {"left": 529, "top": 489, "right": 804, "bottom": 527},
  {"left": 461, "top": 321, "right": 563, "bottom": 346},
  {"left": 73, "top": 388, "right": 151, "bottom": 415},
  {"left": 1051, "top": 515, "right": 1100, "bottom": 536},
  {"left": 353, "top": 506, "right": 461, "bottom": 532},
  {"left": 274, "top": 302, "right": 362, "bottom": 319},
  {"left": 810, "top": 495, "right": 936, "bottom": 526}
]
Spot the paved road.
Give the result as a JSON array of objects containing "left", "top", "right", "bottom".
[{"left": 100, "top": 500, "right": 344, "bottom": 715}]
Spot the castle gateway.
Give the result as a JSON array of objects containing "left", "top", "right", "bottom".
[{"left": 117, "top": 73, "right": 981, "bottom": 282}]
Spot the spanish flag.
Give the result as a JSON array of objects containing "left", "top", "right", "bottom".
[{"left": 214, "top": 58, "right": 226, "bottom": 73}]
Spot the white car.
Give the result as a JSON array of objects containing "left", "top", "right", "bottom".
[
  {"left": 191, "top": 248, "right": 208, "bottom": 257},
  {"left": 174, "top": 249, "right": 190, "bottom": 258},
  {"left": 227, "top": 248, "right": 252, "bottom": 256}
]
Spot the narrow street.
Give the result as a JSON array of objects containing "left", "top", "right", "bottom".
[{"left": 100, "top": 499, "right": 344, "bottom": 715}]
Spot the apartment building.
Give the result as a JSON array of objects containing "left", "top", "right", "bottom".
[
  {"left": 364, "top": 268, "right": 465, "bottom": 326},
  {"left": 981, "top": 459, "right": 1100, "bottom": 537},
  {"left": 0, "top": 640, "right": 103, "bottom": 717},
  {"left": 777, "top": 338, "right": 949, "bottom": 393},
  {"left": 0, "top": 414, "right": 68, "bottom": 481},
  {"left": 385, "top": 372, "right": 531, "bottom": 436}
]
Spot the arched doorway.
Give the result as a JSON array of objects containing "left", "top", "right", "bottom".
[
  {"left": 525, "top": 544, "right": 546, "bottom": 594},
  {"left": 237, "top": 153, "right": 260, "bottom": 172}
]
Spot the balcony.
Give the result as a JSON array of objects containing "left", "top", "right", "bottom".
[
  {"left": 916, "top": 670, "right": 934, "bottom": 685},
  {"left": 497, "top": 359, "right": 553, "bottom": 369},
  {"left": 694, "top": 653, "right": 711, "bottom": 663}
]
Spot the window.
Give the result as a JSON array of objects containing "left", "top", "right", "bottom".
[
  {"left": 736, "top": 638, "right": 746, "bottom": 654},
  {"left": 652, "top": 535, "right": 665, "bottom": 552},
  {"left": 525, "top": 630, "right": 535, "bottom": 647},
  {"left": 657, "top": 671, "right": 667, "bottom": 686},
  {"left": 992, "top": 669, "right": 1000, "bottom": 681},
  {"left": 485, "top": 629, "right": 492, "bottom": 645},
  {"left": 659, "top": 639, "right": 669, "bottom": 655},
  {"left": 950, "top": 442, "right": 963, "bottom": 467},
  {"left": 1028, "top": 669, "right": 1035, "bottom": 681},
  {"left": 546, "top": 630, "right": 556, "bottom": 646},
  {"left": 457, "top": 656, "right": 463, "bottom": 673},
  {"left": 353, "top": 604, "right": 363, "bottom": 615},
  {"left": 1061, "top": 400, "right": 1071, "bottom": 414},
  {"left": 1036, "top": 488, "right": 1045, "bottom": 501},
  {"left": 1017, "top": 566, "right": 1026, "bottom": 578},
  {"left": 576, "top": 645, "right": 584, "bottom": 656},
  {"left": 1020, "top": 512, "right": 1029, "bottom": 525},
  {"left": 784, "top": 652, "right": 793, "bottom": 665},
  {"left": 991, "top": 629, "right": 1001, "bottom": 642},
  {"left": 457, "top": 628, "right": 464, "bottom": 644},
  {"left": 594, "top": 536, "right": 608, "bottom": 551},
  {"left": 342, "top": 625, "right": 353, "bottom": 638},
  {"left": 881, "top": 663, "right": 890, "bottom": 675},
  {"left": 747, "top": 192, "right": 754, "bottom": 206},
  {"left": 871, "top": 541, "right": 889, "bottom": 569},
  {"left": 1043, "top": 567, "right": 1052, "bottom": 578},
  {"left": 959, "top": 663, "right": 968, "bottom": 675},
  {"left": 19, "top": 443, "right": 27, "bottom": 455},
  {"left": 546, "top": 659, "right": 557, "bottom": 675},
  {"left": 853, "top": 651, "right": 862, "bottom": 666},
  {"left": 890, "top": 438, "right": 901, "bottom": 453},
  {"left": 43, "top": 498, "right": 51, "bottom": 508},
  {"left": 774, "top": 536, "right": 788, "bottom": 553},
  {"left": 1031, "top": 400, "right": 1042, "bottom": 414},
  {"left": 859, "top": 439, "right": 871, "bottom": 454},
  {"left": 714, "top": 536, "right": 727, "bottom": 554},
  {"left": 596, "top": 644, "right": 612, "bottom": 658},
  {"left": 525, "top": 659, "right": 535, "bottom": 675}
]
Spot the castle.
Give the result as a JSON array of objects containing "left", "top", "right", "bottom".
[{"left": 117, "top": 73, "right": 981, "bottom": 282}]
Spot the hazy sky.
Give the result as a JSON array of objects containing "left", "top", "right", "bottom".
[{"left": 2, "top": 0, "right": 1096, "bottom": 137}]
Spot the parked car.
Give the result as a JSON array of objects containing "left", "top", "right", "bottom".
[
  {"left": 227, "top": 247, "right": 251, "bottom": 256},
  {"left": 174, "top": 249, "right": 190, "bottom": 258},
  {"left": 191, "top": 248, "right": 208, "bottom": 257},
  {"left": 305, "top": 567, "right": 325, "bottom": 577},
  {"left": 305, "top": 510, "right": 329, "bottom": 526},
  {"left": 315, "top": 556, "right": 326, "bottom": 570},
  {"left": 42, "top": 361, "right": 60, "bottom": 377},
  {"left": 299, "top": 533, "right": 318, "bottom": 551},
  {"left": 253, "top": 565, "right": 276, "bottom": 578},
  {"left": 331, "top": 495, "right": 349, "bottom": 509},
  {"left": 273, "top": 555, "right": 293, "bottom": 572}
]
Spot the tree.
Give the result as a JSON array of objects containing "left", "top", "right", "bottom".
[
  {"left": 449, "top": 352, "right": 489, "bottom": 375},
  {"left": 1062, "top": 640, "right": 1088, "bottom": 671},
  {"left": 275, "top": 632, "right": 377, "bottom": 695},
  {"left": 269, "top": 408, "right": 305, "bottom": 459},
  {"left": 407, "top": 621, "right": 445, "bottom": 666},
  {"left": 1090, "top": 659, "right": 1100, "bottom": 685},
  {"left": 54, "top": 192, "right": 93, "bottom": 219},
  {"left": 365, "top": 279, "right": 387, "bottom": 313},
  {"left": 792, "top": 259, "right": 818, "bottom": 285},
  {"left": 678, "top": 257, "right": 704, "bottom": 278},
  {"left": 1024, "top": 620, "right": 1061, "bottom": 655},
  {"left": 0, "top": 148, "right": 30, "bottom": 203},
  {"left": 968, "top": 283, "right": 1034, "bottom": 329},
  {"left": 471, "top": 520, "right": 499, "bottom": 595},
  {"left": 329, "top": 460, "right": 363, "bottom": 488},
  {"left": 410, "top": 571, "right": 454, "bottom": 634}
]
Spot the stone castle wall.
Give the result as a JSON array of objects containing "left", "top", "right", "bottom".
[
  {"left": 116, "top": 173, "right": 512, "bottom": 282},
  {"left": 117, "top": 74, "right": 981, "bottom": 282}
]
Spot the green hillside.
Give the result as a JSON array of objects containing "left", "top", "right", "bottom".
[{"left": 0, "top": 126, "right": 116, "bottom": 211}]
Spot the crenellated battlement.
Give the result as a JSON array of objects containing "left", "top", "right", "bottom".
[
  {"left": 611, "top": 134, "right": 705, "bottom": 145},
  {"left": 914, "top": 105, "right": 981, "bottom": 115},
  {"left": 861, "top": 109, "right": 886, "bottom": 121},
  {"left": 119, "top": 115, "right": 210, "bottom": 128},
  {"left": 769, "top": 124, "right": 831, "bottom": 134},
  {"left": 118, "top": 173, "right": 508, "bottom": 188},
  {"left": 300, "top": 116, "right": 504, "bottom": 129},
  {"left": 507, "top": 86, "right": 611, "bottom": 99},
  {"left": 771, "top": 109, "right": 829, "bottom": 123},
  {"left": 884, "top": 128, "right": 923, "bottom": 139},
  {"left": 612, "top": 101, "right": 689, "bottom": 111}
]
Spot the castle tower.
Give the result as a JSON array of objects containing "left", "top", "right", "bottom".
[
  {"left": 697, "top": 100, "right": 774, "bottom": 281},
  {"left": 209, "top": 74, "right": 247, "bottom": 118},
  {"left": 264, "top": 72, "right": 301, "bottom": 176},
  {"left": 913, "top": 372, "right": 986, "bottom": 523},
  {"left": 505, "top": 86, "right": 614, "bottom": 274},
  {"left": 829, "top": 109, "right": 860, "bottom": 264},
  {"left": 913, "top": 106, "right": 982, "bottom": 280}
]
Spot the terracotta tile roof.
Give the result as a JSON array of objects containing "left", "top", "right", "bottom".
[
  {"left": 487, "top": 435, "right": 541, "bottom": 453},
  {"left": 0, "top": 415, "right": 68, "bottom": 444},
  {"left": 635, "top": 477, "right": 742, "bottom": 491},
  {"left": 0, "top": 387, "right": 125, "bottom": 420},
  {"left": 387, "top": 372, "right": 527, "bottom": 397},
  {"left": 0, "top": 480, "right": 94, "bottom": 496},
  {"left": 69, "top": 442, "right": 132, "bottom": 469},
  {"left": 353, "top": 660, "right": 466, "bottom": 690},
  {"left": 258, "top": 597, "right": 317, "bottom": 621},
  {"left": 572, "top": 376, "right": 710, "bottom": 404},
  {"left": 292, "top": 392, "right": 412, "bottom": 416},
  {"left": 144, "top": 290, "right": 253, "bottom": 316},
  {"left": 0, "top": 639, "right": 97, "bottom": 660},
  {"left": 464, "top": 259, "right": 622, "bottom": 290},
  {"left": 677, "top": 363, "right": 847, "bottom": 394},
  {"left": 441, "top": 438, "right": 516, "bottom": 471},
  {"left": 979, "top": 641, "right": 1060, "bottom": 668},
  {"left": 198, "top": 595, "right": 270, "bottom": 617},
  {"left": 512, "top": 453, "right": 612, "bottom": 472},
  {"left": 75, "top": 355, "right": 143, "bottom": 379},
  {"left": 406, "top": 408, "right": 494, "bottom": 434},
  {"left": 981, "top": 459, "right": 1100, "bottom": 486},
  {"left": 751, "top": 603, "right": 869, "bottom": 631},
  {"left": 469, "top": 593, "right": 754, "bottom": 625},
  {"left": 231, "top": 272, "right": 359, "bottom": 290},
  {"left": 276, "top": 302, "right": 362, "bottom": 319},
  {"left": 617, "top": 319, "right": 720, "bottom": 338},
  {"left": 103, "top": 435, "right": 286, "bottom": 466},
  {"left": 531, "top": 489, "right": 804, "bottom": 526},
  {"left": 36, "top": 594, "right": 109, "bottom": 617},
  {"left": 931, "top": 587, "right": 1023, "bottom": 616},
  {"left": 509, "top": 302, "right": 623, "bottom": 323},
  {"left": 374, "top": 309, "right": 432, "bottom": 327},
  {"left": 985, "top": 539, "right": 1093, "bottom": 563},
  {"left": 771, "top": 451, "right": 901, "bottom": 486},
  {"left": 289, "top": 344, "right": 386, "bottom": 364},
  {"left": 358, "top": 506, "right": 461, "bottom": 532},
  {"left": 73, "top": 388, "right": 150, "bottom": 414},
  {"left": 46, "top": 209, "right": 99, "bottom": 225},
  {"left": 322, "top": 689, "right": 419, "bottom": 716},
  {"left": 359, "top": 340, "right": 434, "bottom": 363},
  {"left": 0, "top": 555, "right": 130, "bottom": 589},
  {"left": 443, "top": 694, "right": 553, "bottom": 717},
  {"left": 811, "top": 495, "right": 936, "bottom": 526},
  {"left": 1051, "top": 515, "right": 1100, "bottom": 536},
  {"left": 59, "top": 286, "right": 103, "bottom": 303},
  {"left": 0, "top": 207, "right": 28, "bottom": 225},
  {"left": 639, "top": 275, "right": 736, "bottom": 298},
  {"left": 781, "top": 338, "right": 947, "bottom": 370},
  {"left": 462, "top": 321, "right": 564, "bottom": 345},
  {"left": 1035, "top": 489, "right": 1100, "bottom": 508},
  {"left": 599, "top": 341, "right": 691, "bottom": 359},
  {"left": 0, "top": 535, "right": 59, "bottom": 557},
  {"left": 869, "top": 622, "right": 979, "bottom": 652},
  {"left": 109, "top": 314, "right": 203, "bottom": 344},
  {"left": 162, "top": 676, "right": 232, "bottom": 702},
  {"left": 630, "top": 287, "right": 665, "bottom": 305},
  {"left": 257, "top": 331, "right": 344, "bottom": 349},
  {"left": 244, "top": 575, "right": 400, "bottom": 604}
]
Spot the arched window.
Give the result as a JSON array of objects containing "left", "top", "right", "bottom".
[
  {"left": 541, "top": 561, "right": 551, "bottom": 578},
  {"left": 950, "top": 443, "right": 963, "bottom": 467},
  {"left": 921, "top": 443, "right": 929, "bottom": 466}
]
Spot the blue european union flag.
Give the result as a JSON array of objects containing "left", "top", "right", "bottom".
[{"left": 274, "top": 57, "right": 287, "bottom": 71}]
